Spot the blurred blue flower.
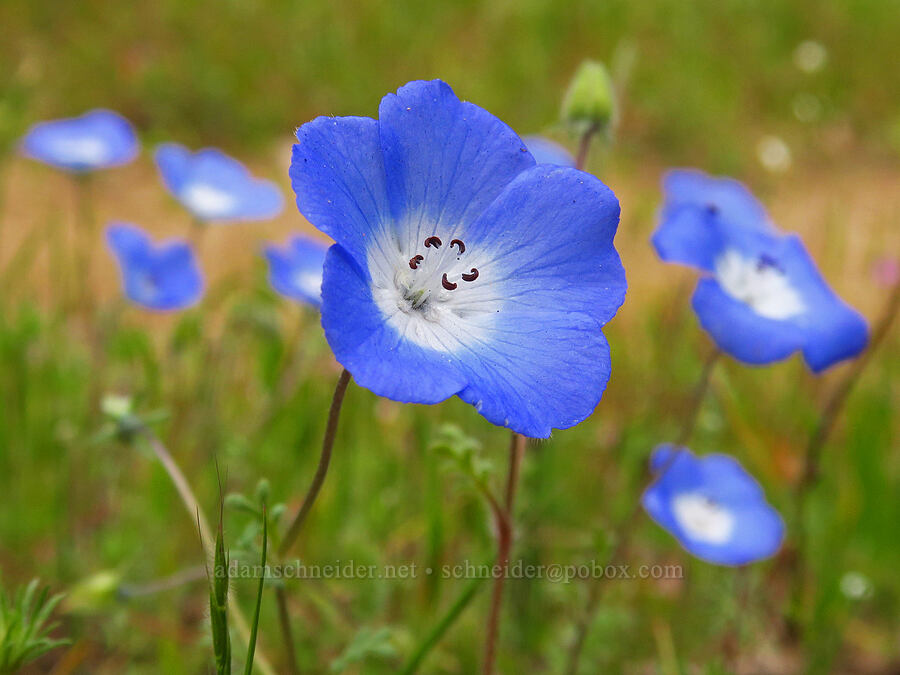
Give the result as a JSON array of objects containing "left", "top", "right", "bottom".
[
  {"left": 289, "top": 79, "right": 626, "bottom": 438},
  {"left": 155, "top": 143, "right": 283, "bottom": 222},
  {"left": 20, "top": 110, "right": 138, "bottom": 172},
  {"left": 523, "top": 136, "right": 575, "bottom": 167},
  {"left": 642, "top": 445, "right": 784, "bottom": 566},
  {"left": 264, "top": 235, "right": 328, "bottom": 307},
  {"left": 106, "top": 223, "right": 203, "bottom": 311},
  {"left": 653, "top": 168, "right": 868, "bottom": 372}
]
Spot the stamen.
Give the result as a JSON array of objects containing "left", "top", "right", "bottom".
[
  {"left": 441, "top": 273, "right": 457, "bottom": 290},
  {"left": 705, "top": 203, "right": 719, "bottom": 216},
  {"left": 424, "top": 236, "right": 442, "bottom": 249},
  {"left": 461, "top": 268, "right": 479, "bottom": 282},
  {"left": 409, "top": 254, "right": 424, "bottom": 270},
  {"left": 450, "top": 239, "right": 466, "bottom": 253}
]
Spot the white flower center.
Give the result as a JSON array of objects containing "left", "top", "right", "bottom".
[
  {"left": 715, "top": 249, "right": 805, "bottom": 320},
  {"left": 52, "top": 136, "right": 109, "bottom": 166},
  {"left": 292, "top": 269, "right": 322, "bottom": 299},
  {"left": 181, "top": 184, "right": 237, "bottom": 219},
  {"left": 369, "top": 232, "right": 502, "bottom": 352},
  {"left": 672, "top": 493, "right": 735, "bottom": 544}
]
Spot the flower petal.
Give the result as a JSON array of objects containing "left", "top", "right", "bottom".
[
  {"left": 774, "top": 236, "right": 869, "bottom": 372},
  {"left": 691, "top": 278, "right": 806, "bottom": 365},
  {"left": 291, "top": 117, "right": 392, "bottom": 266},
  {"left": 377, "top": 80, "right": 535, "bottom": 252},
  {"left": 321, "top": 245, "right": 467, "bottom": 404},
  {"left": 452, "top": 166, "right": 625, "bottom": 437}
]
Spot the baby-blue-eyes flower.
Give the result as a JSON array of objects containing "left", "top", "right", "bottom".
[
  {"left": 523, "top": 136, "right": 575, "bottom": 167},
  {"left": 154, "top": 143, "right": 283, "bottom": 222},
  {"left": 642, "top": 445, "right": 784, "bottom": 566},
  {"left": 20, "top": 110, "right": 138, "bottom": 172},
  {"left": 289, "top": 80, "right": 626, "bottom": 438},
  {"left": 263, "top": 235, "right": 328, "bottom": 307},
  {"left": 106, "top": 223, "right": 204, "bottom": 311},
  {"left": 653, "top": 169, "right": 868, "bottom": 372}
]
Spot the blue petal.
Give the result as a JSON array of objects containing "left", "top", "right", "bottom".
[
  {"left": 523, "top": 136, "right": 575, "bottom": 167},
  {"left": 378, "top": 80, "right": 535, "bottom": 252},
  {"left": 642, "top": 448, "right": 784, "bottom": 566},
  {"left": 291, "top": 117, "right": 392, "bottom": 266},
  {"left": 320, "top": 245, "right": 468, "bottom": 403},
  {"left": 691, "top": 278, "right": 807, "bottom": 365},
  {"left": 774, "top": 236, "right": 869, "bottom": 372},
  {"left": 106, "top": 222, "right": 151, "bottom": 263},
  {"left": 21, "top": 110, "right": 138, "bottom": 172},
  {"left": 155, "top": 143, "right": 193, "bottom": 193},
  {"left": 653, "top": 169, "right": 775, "bottom": 271},
  {"left": 264, "top": 235, "right": 329, "bottom": 307},
  {"left": 453, "top": 166, "right": 625, "bottom": 437},
  {"left": 106, "top": 223, "right": 203, "bottom": 311},
  {"left": 156, "top": 143, "right": 283, "bottom": 222}
]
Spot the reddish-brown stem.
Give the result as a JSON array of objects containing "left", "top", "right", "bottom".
[{"left": 482, "top": 432, "right": 526, "bottom": 675}]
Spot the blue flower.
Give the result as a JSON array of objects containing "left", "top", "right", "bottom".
[
  {"left": 289, "top": 80, "right": 626, "bottom": 438},
  {"left": 642, "top": 445, "right": 784, "bottom": 566},
  {"left": 20, "top": 110, "right": 138, "bottom": 172},
  {"left": 653, "top": 169, "right": 868, "bottom": 372},
  {"left": 106, "top": 223, "right": 204, "bottom": 311},
  {"left": 523, "top": 136, "right": 575, "bottom": 167},
  {"left": 263, "top": 235, "right": 329, "bottom": 307},
  {"left": 155, "top": 143, "right": 283, "bottom": 222}
]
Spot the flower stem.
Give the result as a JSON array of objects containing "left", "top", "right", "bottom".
[
  {"left": 401, "top": 576, "right": 486, "bottom": 675},
  {"left": 482, "top": 431, "right": 526, "bottom": 675},
  {"left": 564, "top": 347, "right": 721, "bottom": 675},
  {"left": 575, "top": 123, "right": 600, "bottom": 171},
  {"left": 73, "top": 174, "right": 96, "bottom": 319},
  {"left": 139, "top": 427, "right": 277, "bottom": 675},
  {"left": 279, "top": 368, "right": 352, "bottom": 558},
  {"left": 676, "top": 347, "right": 722, "bottom": 446},
  {"left": 788, "top": 278, "right": 900, "bottom": 633},
  {"left": 274, "top": 586, "right": 299, "bottom": 675}
]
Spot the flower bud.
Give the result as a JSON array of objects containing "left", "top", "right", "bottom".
[{"left": 561, "top": 60, "right": 615, "bottom": 132}]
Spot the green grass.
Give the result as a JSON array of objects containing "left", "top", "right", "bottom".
[
  {"left": 0, "top": 244, "right": 896, "bottom": 672},
  {"left": 1, "top": 0, "right": 899, "bottom": 671}
]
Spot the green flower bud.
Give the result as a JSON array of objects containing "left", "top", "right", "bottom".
[{"left": 561, "top": 60, "right": 616, "bottom": 132}]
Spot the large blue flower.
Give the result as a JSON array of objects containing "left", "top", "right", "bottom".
[
  {"left": 523, "top": 136, "right": 575, "bottom": 167},
  {"left": 653, "top": 169, "right": 868, "bottom": 372},
  {"left": 20, "top": 110, "right": 139, "bottom": 172},
  {"left": 106, "top": 223, "right": 204, "bottom": 311},
  {"left": 642, "top": 445, "right": 784, "bottom": 566},
  {"left": 290, "top": 80, "right": 626, "bottom": 438},
  {"left": 155, "top": 143, "right": 283, "bottom": 222},
  {"left": 264, "top": 235, "right": 328, "bottom": 307}
]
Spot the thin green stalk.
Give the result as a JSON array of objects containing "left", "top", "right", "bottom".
[
  {"left": 140, "top": 427, "right": 277, "bottom": 675},
  {"left": 73, "top": 174, "right": 96, "bottom": 319},
  {"left": 244, "top": 507, "right": 268, "bottom": 675},
  {"left": 400, "top": 577, "right": 486, "bottom": 675}
]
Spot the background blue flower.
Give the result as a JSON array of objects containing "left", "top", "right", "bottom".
[
  {"left": 642, "top": 445, "right": 785, "bottom": 566},
  {"left": 653, "top": 168, "right": 868, "bottom": 372},
  {"left": 155, "top": 143, "right": 283, "bottom": 222},
  {"left": 290, "top": 79, "right": 626, "bottom": 438},
  {"left": 523, "top": 135, "right": 575, "bottom": 167},
  {"left": 106, "top": 223, "right": 204, "bottom": 311},
  {"left": 263, "top": 235, "right": 328, "bottom": 307},
  {"left": 19, "top": 110, "right": 138, "bottom": 172}
]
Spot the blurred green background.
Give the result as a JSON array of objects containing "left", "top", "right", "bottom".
[
  {"left": 3, "top": 0, "right": 900, "bottom": 168},
  {"left": 0, "top": 0, "right": 898, "bottom": 673}
]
